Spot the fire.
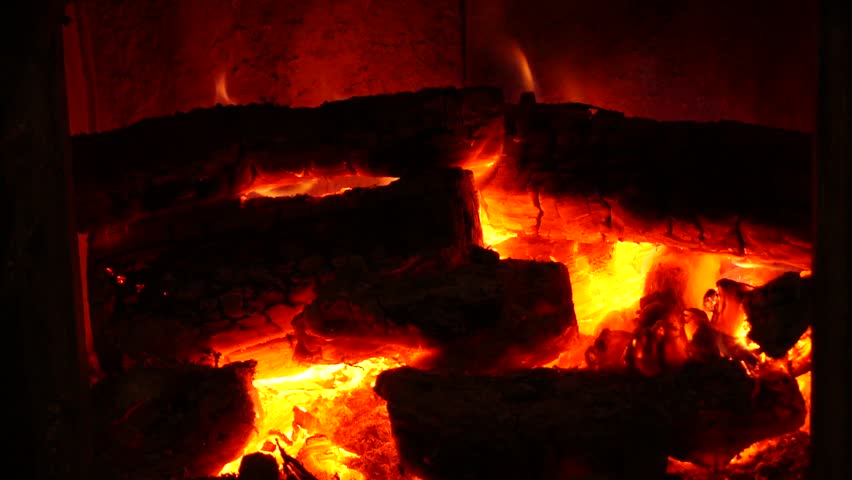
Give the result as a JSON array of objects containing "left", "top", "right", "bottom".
[
  {"left": 212, "top": 170, "right": 811, "bottom": 478},
  {"left": 219, "top": 355, "right": 415, "bottom": 479},
  {"left": 215, "top": 72, "right": 236, "bottom": 106},
  {"left": 507, "top": 40, "right": 536, "bottom": 96}
]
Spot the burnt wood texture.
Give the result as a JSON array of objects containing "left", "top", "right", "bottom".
[
  {"left": 376, "top": 360, "right": 806, "bottom": 480},
  {"left": 86, "top": 168, "right": 482, "bottom": 374},
  {"left": 72, "top": 86, "right": 504, "bottom": 230}
]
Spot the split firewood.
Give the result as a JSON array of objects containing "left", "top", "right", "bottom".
[
  {"left": 72, "top": 87, "right": 504, "bottom": 230},
  {"left": 91, "top": 361, "right": 257, "bottom": 480},
  {"left": 481, "top": 98, "right": 812, "bottom": 266},
  {"left": 375, "top": 359, "right": 806, "bottom": 480},
  {"left": 86, "top": 168, "right": 482, "bottom": 374},
  {"left": 293, "top": 247, "right": 578, "bottom": 372}
]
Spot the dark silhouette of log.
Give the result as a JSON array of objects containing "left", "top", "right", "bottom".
[
  {"left": 743, "top": 272, "right": 813, "bottom": 359},
  {"left": 91, "top": 361, "right": 257, "bottom": 480},
  {"left": 293, "top": 247, "right": 577, "bottom": 371},
  {"left": 72, "top": 87, "right": 504, "bottom": 230},
  {"left": 480, "top": 99, "right": 812, "bottom": 266},
  {"left": 375, "top": 359, "right": 806, "bottom": 480},
  {"left": 87, "top": 168, "right": 482, "bottom": 374}
]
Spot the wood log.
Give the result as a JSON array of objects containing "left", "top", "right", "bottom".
[
  {"left": 87, "top": 168, "right": 482, "bottom": 374},
  {"left": 293, "top": 247, "right": 578, "bottom": 371},
  {"left": 479, "top": 100, "right": 812, "bottom": 266},
  {"left": 91, "top": 361, "right": 257, "bottom": 480},
  {"left": 375, "top": 359, "right": 806, "bottom": 480},
  {"left": 743, "top": 272, "right": 813, "bottom": 359},
  {"left": 71, "top": 87, "right": 504, "bottom": 230}
]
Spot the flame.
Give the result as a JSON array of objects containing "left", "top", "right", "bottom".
[
  {"left": 508, "top": 40, "right": 536, "bottom": 95},
  {"left": 242, "top": 173, "right": 398, "bottom": 200},
  {"left": 215, "top": 72, "right": 236, "bottom": 105}
]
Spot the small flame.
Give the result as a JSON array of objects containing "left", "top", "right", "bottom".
[
  {"left": 215, "top": 73, "right": 236, "bottom": 105},
  {"left": 508, "top": 40, "right": 536, "bottom": 95}
]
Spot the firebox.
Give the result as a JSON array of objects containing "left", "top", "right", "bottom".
[{"left": 8, "top": 1, "right": 845, "bottom": 480}]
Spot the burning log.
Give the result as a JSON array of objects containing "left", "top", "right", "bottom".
[
  {"left": 72, "top": 86, "right": 504, "bottom": 230},
  {"left": 293, "top": 247, "right": 578, "bottom": 371},
  {"left": 91, "top": 361, "right": 257, "bottom": 480},
  {"left": 375, "top": 359, "right": 806, "bottom": 480},
  {"left": 87, "top": 168, "right": 481, "bottom": 373},
  {"left": 482, "top": 99, "right": 812, "bottom": 266},
  {"left": 704, "top": 272, "right": 812, "bottom": 359},
  {"left": 743, "top": 272, "right": 812, "bottom": 359}
]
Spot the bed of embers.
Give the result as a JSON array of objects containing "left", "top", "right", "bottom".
[{"left": 74, "top": 87, "right": 813, "bottom": 480}]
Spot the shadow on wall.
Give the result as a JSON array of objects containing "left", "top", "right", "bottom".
[{"left": 466, "top": 0, "right": 817, "bottom": 132}]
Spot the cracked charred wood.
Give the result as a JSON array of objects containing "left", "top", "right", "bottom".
[
  {"left": 480, "top": 101, "right": 812, "bottom": 266},
  {"left": 375, "top": 359, "right": 806, "bottom": 480},
  {"left": 293, "top": 247, "right": 577, "bottom": 371},
  {"left": 87, "top": 169, "right": 482, "bottom": 374},
  {"left": 72, "top": 87, "right": 504, "bottom": 230},
  {"left": 91, "top": 361, "right": 257, "bottom": 480},
  {"left": 743, "top": 272, "right": 812, "bottom": 359}
]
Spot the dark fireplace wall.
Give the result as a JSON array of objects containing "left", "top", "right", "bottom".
[
  {"left": 62, "top": 0, "right": 463, "bottom": 133},
  {"left": 63, "top": 0, "right": 816, "bottom": 134},
  {"left": 466, "top": 0, "right": 817, "bottom": 132}
]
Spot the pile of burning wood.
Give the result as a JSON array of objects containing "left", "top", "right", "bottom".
[{"left": 74, "top": 87, "right": 812, "bottom": 479}]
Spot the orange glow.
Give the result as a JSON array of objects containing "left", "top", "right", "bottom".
[
  {"left": 207, "top": 169, "right": 810, "bottom": 476},
  {"left": 242, "top": 173, "right": 398, "bottom": 200},
  {"left": 508, "top": 39, "right": 536, "bottom": 96},
  {"left": 215, "top": 73, "right": 236, "bottom": 106},
  {"left": 218, "top": 354, "right": 419, "bottom": 479}
]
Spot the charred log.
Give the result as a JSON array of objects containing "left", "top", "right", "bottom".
[
  {"left": 375, "top": 360, "right": 806, "bottom": 480},
  {"left": 238, "top": 453, "right": 281, "bottom": 480},
  {"left": 293, "top": 247, "right": 578, "bottom": 371},
  {"left": 91, "top": 361, "right": 257, "bottom": 480},
  {"left": 744, "top": 272, "right": 812, "bottom": 359},
  {"left": 482, "top": 101, "right": 812, "bottom": 266},
  {"left": 72, "top": 87, "right": 504, "bottom": 230},
  {"left": 87, "top": 169, "right": 481, "bottom": 373}
]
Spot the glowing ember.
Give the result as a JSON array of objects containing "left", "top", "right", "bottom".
[
  {"left": 219, "top": 356, "right": 411, "bottom": 479},
  {"left": 242, "top": 174, "right": 398, "bottom": 200}
]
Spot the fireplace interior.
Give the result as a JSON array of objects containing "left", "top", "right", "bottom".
[{"left": 15, "top": 0, "right": 830, "bottom": 479}]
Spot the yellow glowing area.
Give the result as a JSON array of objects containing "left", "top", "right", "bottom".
[
  {"left": 571, "top": 242, "right": 661, "bottom": 335},
  {"left": 479, "top": 205, "right": 519, "bottom": 250},
  {"left": 219, "top": 356, "right": 408, "bottom": 478}
]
